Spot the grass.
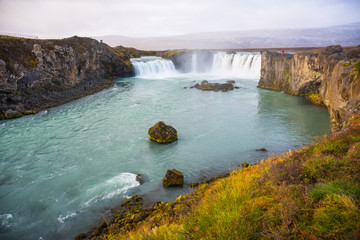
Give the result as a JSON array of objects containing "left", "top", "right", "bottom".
[
  {"left": 88, "top": 116, "right": 360, "bottom": 240},
  {"left": 354, "top": 60, "right": 360, "bottom": 72}
]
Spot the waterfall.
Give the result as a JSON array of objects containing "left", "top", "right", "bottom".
[
  {"left": 188, "top": 52, "right": 261, "bottom": 79},
  {"left": 130, "top": 53, "right": 261, "bottom": 79},
  {"left": 210, "top": 52, "right": 261, "bottom": 79},
  {"left": 130, "top": 56, "right": 177, "bottom": 78},
  {"left": 191, "top": 51, "right": 198, "bottom": 72}
]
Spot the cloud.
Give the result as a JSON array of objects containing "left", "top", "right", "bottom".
[{"left": 0, "top": 0, "right": 359, "bottom": 38}]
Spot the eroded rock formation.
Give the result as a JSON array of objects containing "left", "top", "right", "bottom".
[
  {"left": 258, "top": 46, "right": 360, "bottom": 132},
  {"left": 0, "top": 36, "right": 134, "bottom": 119}
]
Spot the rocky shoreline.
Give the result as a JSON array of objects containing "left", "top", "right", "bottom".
[
  {"left": 0, "top": 36, "right": 138, "bottom": 119},
  {"left": 258, "top": 45, "right": 360, "bottom": 132},
  {"left": 75, "top": 115, "right": 360, "bottom": 239},
  {"left": 74, "top": 170, "right": 236, "bottom": 239}
]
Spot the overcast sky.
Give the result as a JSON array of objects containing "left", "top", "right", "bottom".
[{"left": 0, "top": 0, "right": 359, "bottom": 39}]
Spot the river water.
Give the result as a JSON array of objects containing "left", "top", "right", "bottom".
[{"left": 0, "top": 53, "right": 330, "bottom": 240}]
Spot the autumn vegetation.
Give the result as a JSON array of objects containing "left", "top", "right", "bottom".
[{"left": 81, "top": 116, "right": 360, "bottom": 240}]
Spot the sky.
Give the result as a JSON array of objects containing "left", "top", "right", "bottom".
[{"left": 0, "top": 0, "right": 360, "bottom": 39}]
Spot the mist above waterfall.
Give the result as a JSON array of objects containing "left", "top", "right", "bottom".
[{"left": 131, "top": 51, "right": 261, "bottom": 80}]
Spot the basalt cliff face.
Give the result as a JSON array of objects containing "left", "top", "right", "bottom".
[
  {"left": 258, "top": 46, "right": 360, "bottom": 132},
  {"left": 0, "top": 36, "right": 134, "bottom": 119}
]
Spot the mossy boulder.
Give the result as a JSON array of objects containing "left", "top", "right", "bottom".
[
  {"left": 256, "top": 148, "right": 267, "bottom": 152},
  {"left": 163, "top": 169, "right": 184, "bottom": 187},
  {"left": 148, "top": 121, "right": 178, "bottom": 143},
  {"left": 191, "top": 80, "right": 235, "bottom": 92}
]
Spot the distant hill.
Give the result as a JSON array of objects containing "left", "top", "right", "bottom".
[{"left": 93, "top": 22, "right": 360, "bottom": 50}]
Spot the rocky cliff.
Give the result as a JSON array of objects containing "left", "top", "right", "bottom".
[
  {"left": 0, "top": 36, "right": 134, "bottom": 119},
  {"left": 258, "top": 46, "right": 360, "bottom": 132}
]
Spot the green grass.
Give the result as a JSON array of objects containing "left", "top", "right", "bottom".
[
  {"left": 354, "top": 60, "right": 360, "bottom": 72},
  {"left": 95, "top": 116, "right": 360, "bottom": 240}
]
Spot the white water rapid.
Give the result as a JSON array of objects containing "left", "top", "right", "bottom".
[
  {"left": 130, "top": 56, "right": 177, "bottom": 78},
  {"left": 208, "top": 52, "right": 261, "bottom": 79}
]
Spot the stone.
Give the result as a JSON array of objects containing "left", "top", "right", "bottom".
[
  {"left": 136, "top": 174, "right": 145, "bottom": 184},
  {"left": 0, "top": 59, "right": 5, "bottom": 67},
  {"left": 74, "top": 233, "right": 87, "bottom": 240},
  {"left": 191, "top": 80, "right": 236, "bottom": 92},
  {"left": 148, "top": 121, "right": 178, "bottom": 143},
  {"left": 163, "top": 169, "right": 184, "bottom": 187},
  {"left": 5, "top": 109, "right": 22, "bottom": 119},
  {"left": 242, "top": 162, "right": 250, "bottom": 168},
  {"left": 256, "top": 148, "right": 267, "bottom": 152}
]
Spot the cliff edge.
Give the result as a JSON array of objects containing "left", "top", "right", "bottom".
[
  {"left": 258, "top": 46, "right": 360, "bottom": 132},
  {"left": 0, "top": 36, "right": 134, "bottom": 119}
]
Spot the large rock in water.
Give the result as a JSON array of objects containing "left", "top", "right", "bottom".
[
  {"left": 191, "top": 80, "right": 235, "bottom": 92},
  {"left": 163, "top": 169, "right": 184, "bottom": 187},
  {"left": 148, "top": 121, "right": 178, "bottom": 143}
]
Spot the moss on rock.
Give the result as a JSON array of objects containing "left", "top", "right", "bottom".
[{"left": 148, "top": 121, "right": 178, "bottom": 144}]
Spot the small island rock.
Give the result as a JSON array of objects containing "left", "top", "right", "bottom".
[
  {"left": 190, "top": 80, "right": 236, "bottom": 92},
  {"left": 136, "top": 174, "right": 145, "bottom": 184},
  {"left": 242, "top": 162, "right": 250, "bottom": 168},
  {"left": 163, "top": 169, "right": 184, "bottom": 187},
  {"left": 256, "top": 148, "right": 267, "bottom": 152},
  {"left": 148, "top": 121, "right": 178, "bottom": 143}
]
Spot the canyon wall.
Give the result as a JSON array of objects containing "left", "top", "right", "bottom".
[
  {"left": 258, "top": 46, "right": 360, "bottom": 132},
  {"left": 0, "top": 36, "right": 135, "bottom": 119}
]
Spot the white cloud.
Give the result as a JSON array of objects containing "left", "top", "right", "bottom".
[{"left": 0, "top": 0, "right": 359, "bottom": 38}]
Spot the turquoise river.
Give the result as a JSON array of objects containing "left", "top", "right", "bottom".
[{"left": 0, "top": 53, "right": 330, "bottom": 240}]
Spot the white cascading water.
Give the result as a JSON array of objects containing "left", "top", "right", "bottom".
[
  {"left": 130, "top": 56, "right": 177, "bottom": 78},
  {"left": 131, "top": 52, "right": 261, "bottom": 79},
  {"left": 191, "top": 51, "right": 198, "bottom": 73},
  {"left": 208, "top": 52, "right": 261, "bottom": 79}
]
